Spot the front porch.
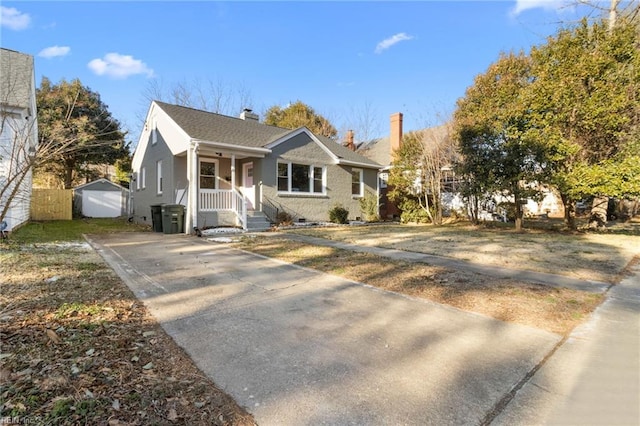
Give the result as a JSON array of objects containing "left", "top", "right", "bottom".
[{"left": 185, "top": 140, "right": 270, "bottom": 233}]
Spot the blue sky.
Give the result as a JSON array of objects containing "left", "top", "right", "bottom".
[{"left": 1, "top": 1, "right": 601, "bottom": 146}]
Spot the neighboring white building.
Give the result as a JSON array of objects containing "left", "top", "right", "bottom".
[{"left": 0, "top": 48, "right": 38, "bottom": 232}]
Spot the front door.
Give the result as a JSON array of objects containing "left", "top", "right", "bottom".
[{"left": 242, "top": 162, "right": 255, "bottom": 210}]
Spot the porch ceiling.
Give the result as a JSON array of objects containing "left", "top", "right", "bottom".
[{"left": 196, "top": 139, "right": 268, "bottom": 159}]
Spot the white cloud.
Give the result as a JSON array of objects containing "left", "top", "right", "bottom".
[
  {"left": 375, "top": 33, "right": 414, "bottom": 54},
  {"left": 1, "top": 6, "right": 31, "bottom": 30},
  {"left": 38, "top": 45, "right": 70, "bottom": 59},
  {"left": 510, "top": 0, "right": 569, "bottom": 17},
  {"left": 88, "top": 53, "right": 154, "bottom": 79}
]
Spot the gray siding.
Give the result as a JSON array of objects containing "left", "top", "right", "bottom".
[
  {"left": 260, "top": 133, "right": 378, "bottom": 222},
  {"left": 131, "top": 129, "right": 176, "bottom": 224}
]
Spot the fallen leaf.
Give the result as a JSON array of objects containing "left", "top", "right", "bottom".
[
  {"left": 85, "top": 348, "right": 95, "bottom": 356},
  {"left": 131, "top": 356, "right": 139, "bottom": 362},
  {"left": 46, "top": 329, "right": 62, "bottom": 344},
  {"left": 167, "top": 408, "right": 178, "bottom": 421},
  {"left": 194, "top": 401, "right": 205, "bottom": 408},
  {"left": 142, "top": 331, "right": 156, "bottom": 338},
  {"left": 112, "top": 399, "right": 120, "bottom": 411},
  {"left": 142, "top": 362, "right": 153, "bottom": 370}
]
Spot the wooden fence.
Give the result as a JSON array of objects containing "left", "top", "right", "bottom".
[{"left": 31, "top": 189, "right": 72, "bottom": 220}]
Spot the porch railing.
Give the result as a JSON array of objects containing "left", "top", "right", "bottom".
[{"left": 199, "top": 189, "right": 247, "bottom": 230}]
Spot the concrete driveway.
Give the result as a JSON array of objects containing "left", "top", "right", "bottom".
[{"left": 88, "top": 232, "right": 560, "bottom": 425}]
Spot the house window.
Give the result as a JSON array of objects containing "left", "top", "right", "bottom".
[
  {"left": 277, "top": 162, "right": 325, "bottom": 194},
  {"left": 135, "top": 171, "right": 140, "bottom": 190},
  {"left": 379, "top": 172, "right": 388, "bottom": 189},
  {"left": 141, "top": 167, "right": 146, "bottom": 189},
  {"left": 291, "top": 164, "right": 310, "bottom": 192},
  {"left": 313, "top": 167, "right": 323, "bottom": 193},
  {"left": 199, "top": 160, "right": 218, "bottom": 189},
  {"left": 151, "top": 117, "right": 157, "bottom": 145},
  {"left": 352, "top": 168, "right": 363, "bottom": 197},
  {"left": 277, "top": 163, "right": 289, "bottom": 191},
  {"left": 156, "top": 160, "right": 163, "bottom": 194}
]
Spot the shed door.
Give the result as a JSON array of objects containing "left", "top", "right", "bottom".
[{"left": 82, "top": 190, "right": 122, "bottom": 217}]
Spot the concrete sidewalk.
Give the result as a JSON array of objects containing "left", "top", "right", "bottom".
[
  {"left": 493, "top": 259, "right": 640, "bottom": 425},
  {"left": 87, "top": 232, "right": 560, "bottom": 425},
  {"left": 280, "top": 232, "right": 640, "bottom": 425}
]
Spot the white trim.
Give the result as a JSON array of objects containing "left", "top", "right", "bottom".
[
  {"left": 337, "top": 158, "right": 380, "bottom": 168},
  {"left": 74, "top": 178, "right": 128, "bottom": 191},
  {"left": 156, "top": 160, "right": 163, "bottom": 195},
  {"left": 277, "top": 160, "right": 326, "bottom": 196},
  {"left": 141, "top": 167, "right": 146, "bottom": 189},
  {"left": 266, "top": 127, "right": 338, "bottom": 161},
  {"left": 192, "top": 139, "right": 271, "bottom": 156},
  {"left": 351, "top": 168, "right": 364, "bottom": 198}
]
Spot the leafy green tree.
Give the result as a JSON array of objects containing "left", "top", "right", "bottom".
[
  {"left": 264, "top": 101, "right": 337, "bottom": 138},
  {"left": 36, "top": 77, "right": 128, "bottom": 189},
  {"left": 526, "top": 18, "right": 640, "bottom": 227},
  {"left": 453, "top": 52, "right": 547, "bottom": 231},
  {"left": 114, "top": 147, "right": 132, "bottom": 187}
]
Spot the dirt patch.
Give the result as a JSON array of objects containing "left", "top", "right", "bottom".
[
  {"left": 286, "top": 223, "right": 640, "bottom": 283},
  {"left": 232, "top": 236, "right": 603, "bottom": 336},
  {"left": 0, "top": 243, "right": 255, "bottom": 425}
]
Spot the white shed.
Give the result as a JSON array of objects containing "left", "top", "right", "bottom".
[{"left": 73, "top": 179, "right": 129, "bottom": 218}]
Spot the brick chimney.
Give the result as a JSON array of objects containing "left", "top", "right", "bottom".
[
  {"left": 390, "top": 112, "right": 403, "bottom": 154},
  {"left": 344, "top": 129, "right": 355, "bottom": 151}
]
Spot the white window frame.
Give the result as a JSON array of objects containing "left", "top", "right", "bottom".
[
  {"left": 151, "top": 117, "right": 157, "bottom": 145},
  {"left": 352, "top": 168, "right": 364, "bottom": 198},
  {"left": 135, "top": 171, "right": 140, "bottom": 190},
  {"left": 141, "top": 167, "right": 146, "bottom": 189},
  {"left": 199, "top": 158, "right": 219, "bottom": 190},
  {"left": 379, "top": 172, "right": 388, "bottom": 189},
  {"left": 277, "top": 161, "right": 326, "bottom": 196},
  {"left": 156, "top": 160, "right": 163, "bottom": 195}
]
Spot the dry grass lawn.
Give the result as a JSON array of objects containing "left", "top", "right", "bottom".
[
  {"left": 233, "top": 220, "right": 638, "bottom": 335},
  {"left": 1, "top": 220, "right": 255, "bottom": 426},
  {"left": 285, "top": 221, "right": 640, "bottom": 283}
]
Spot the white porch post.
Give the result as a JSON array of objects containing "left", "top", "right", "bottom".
[
  {"left": 186, "top": 142, "right": 199, "bottom": 234},
  {"left": 231, "top": 154, "right": 236, "bottom": 213}
]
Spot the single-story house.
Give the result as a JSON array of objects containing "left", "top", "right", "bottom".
[
  {"left": 131, "top": 101, "right": 381, "bottom": 232},
  {"left": 73, "top": 178, "right": 129, "bottom": 218}
]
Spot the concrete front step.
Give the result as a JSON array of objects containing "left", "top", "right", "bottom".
[{"left": 246, "top": 211, "right": 271, "bottom": 231}]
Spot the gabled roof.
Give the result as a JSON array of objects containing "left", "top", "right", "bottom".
[
  {"left": 154, "top": 101, "right": 381, "bottom": 168},
  {"left": 155, "top": 101, "right": 291, "bottom": 148},
  {"left": 357, "top": 124, "right": 453, "bottom": 167},
  {"left": 315, "top": 134, "right": 381, "bottom": 168},
  {"left": 0, "top": 48, "right": 35, "bottom": 111},
  {"left": 74, "top": 178, "right": 129, "bottom": 191},
  {"left": 357, "top": 136, "right": 391, "bottom": 167}
]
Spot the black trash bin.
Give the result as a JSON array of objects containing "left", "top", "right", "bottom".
[
  {"left": 161, "top": 204, "right": 185, "bottom": 234},
  {"left": 150, "top": 204, "right": 164, "bottom": 232}
]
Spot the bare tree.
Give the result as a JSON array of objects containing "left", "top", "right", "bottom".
[
  {"left": 344, "top": 101, "right": 383, "bottom": 145},
  {"left": 389, "top": 122, "right": 457, "bottom": 225},
  {"left": 140, "top": 76, "right": 255, "bottom": 117}
]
